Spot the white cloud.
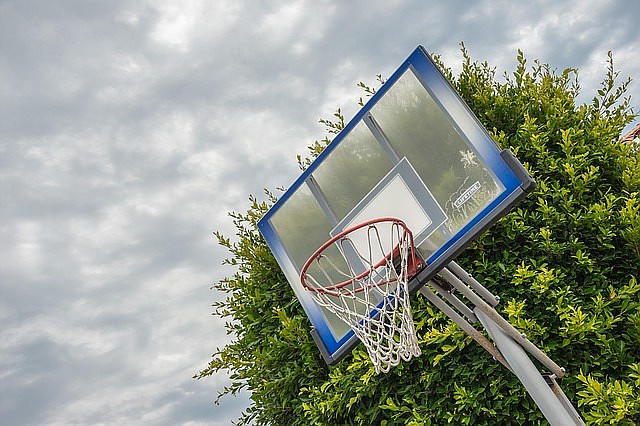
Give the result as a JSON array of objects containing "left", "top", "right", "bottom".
[
  {"left": 256, "top": 0, "right": 337, "bottom": 54},
  {"left": 148, "top": 0, "right": 243, "bottom": 52},
  {"left": 11, "top": 220, "right": 45, "bottom": 274},
  {"left": 1, "top": 0, "right": 639, "bottom": 424},
  {"left": 258, "top": 1, "right": 306, "bottom": 43}
]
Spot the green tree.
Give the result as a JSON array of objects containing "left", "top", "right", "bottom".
[{"left": 197, "top": 46, "right": 640, "bottom": 425}]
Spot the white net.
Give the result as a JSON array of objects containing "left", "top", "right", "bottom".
[{"left": 300, "top": 218, "right": 422, "bottom": 373}]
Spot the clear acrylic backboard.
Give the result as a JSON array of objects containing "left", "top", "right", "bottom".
[{"left": 258, "top": 46, "right": 535, "bottom": 364}]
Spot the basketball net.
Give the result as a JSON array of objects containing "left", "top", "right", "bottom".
[{"left": 300, "top": 218, "right": 422, "bottom": 373}]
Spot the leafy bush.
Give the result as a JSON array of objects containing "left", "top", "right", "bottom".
[{"left": 197, "top": 46, "right": 640, "bottom": 425}]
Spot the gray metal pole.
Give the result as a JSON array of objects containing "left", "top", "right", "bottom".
[
  {"left": 475, "top": 309, "right": 585, "bottom": 426},
  {"left": 447, "top": 261, "right": 500, "bottom": 306},
  {"left": 440, "top": 267, "right": 565, "bottom": 378},
  {"left": 418, "top": 285, "right": 512, "bottom": 371}
]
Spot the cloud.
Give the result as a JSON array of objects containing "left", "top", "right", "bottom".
[
  {"left": 149, "top": 0, "right": 243, "bottom": 52},
  {"left": 0, "top": 0, "right": 638, "bottom": 424}
]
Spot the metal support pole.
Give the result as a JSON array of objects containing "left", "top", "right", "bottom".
[
  {"left": 447, "top": 261, "right": 500, "bottom": 306},
  {"left": 546, "top": 375, "right": 586, "bottom": 422},
  {"left": 416, "top": 262, "right": 584, "bottom": 424},
  {"left": 429, "top": 277, "right": 477, "bottom": 323},
  {"left": 476, "top": 309, "right": 585, "bottom": 426},
  {"left": 439, "top": 267, "right": 565, "bottom": 378},
  {"left": 419, "top": 285, "right": 512, "bottom": 371}
]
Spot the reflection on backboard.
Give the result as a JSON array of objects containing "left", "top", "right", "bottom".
[{"left": 258, "top": 46, "right": 535, "bottom": 364}]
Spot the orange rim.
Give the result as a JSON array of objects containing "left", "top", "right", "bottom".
[{"left": 299, "top": 217, "right": 423, "bottom": 295}]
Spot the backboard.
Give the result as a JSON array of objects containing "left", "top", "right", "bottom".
[{"left": 257, "top": 46, "right": 535, "bottom": 365}]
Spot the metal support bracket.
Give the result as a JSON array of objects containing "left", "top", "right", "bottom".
[{"left": 417, "top": 262, "right": 584, "bottom": 426}]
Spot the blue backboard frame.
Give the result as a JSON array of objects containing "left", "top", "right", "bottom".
[{"left": 257, "top": 46, "right": 535, "bottom": 365}]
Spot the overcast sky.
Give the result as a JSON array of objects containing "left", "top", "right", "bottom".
[{"left": 1, "top": 0, "right": 638, "bottom": 424}]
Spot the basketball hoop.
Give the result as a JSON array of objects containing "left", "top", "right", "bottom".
[{"left": 300, "top": 218, "right": 424, "bottom": 373}]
